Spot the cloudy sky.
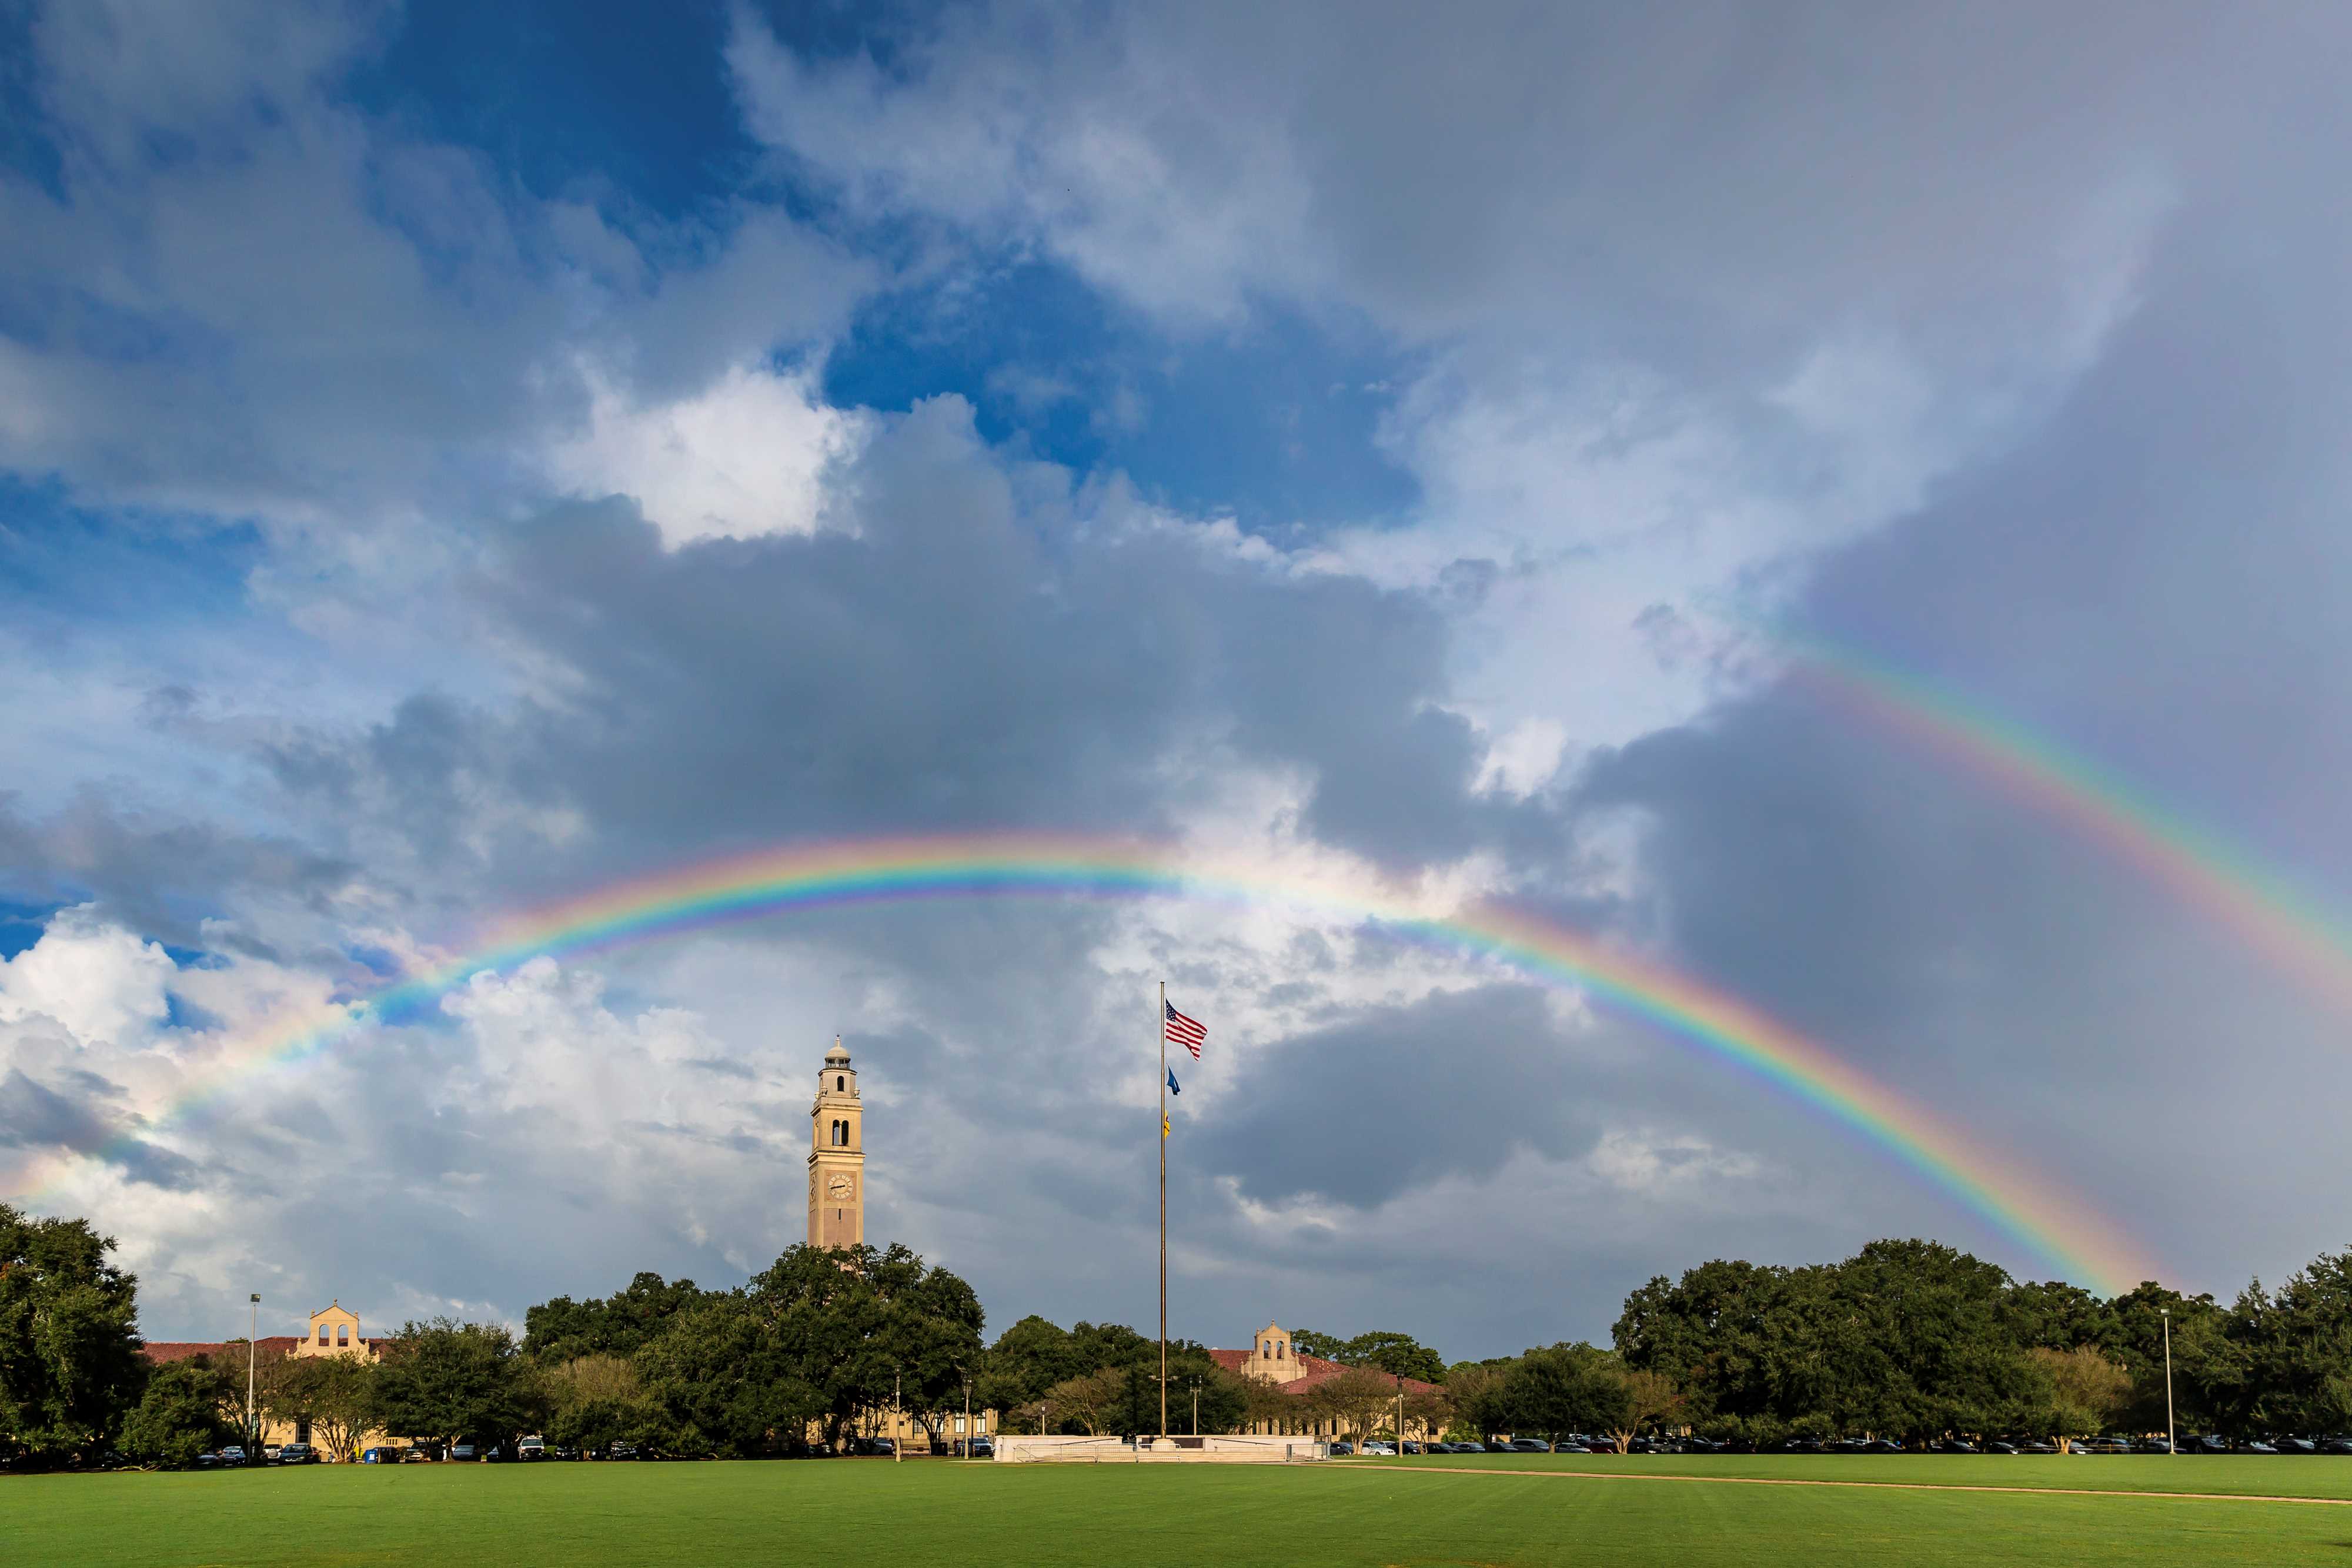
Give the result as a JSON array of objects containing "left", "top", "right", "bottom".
[{"left": 6, "top": 1, "right": 2351, "bottom": 1355}]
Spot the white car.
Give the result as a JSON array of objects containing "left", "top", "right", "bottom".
[
  {"left": 517, "top": 1435, "right": 546, "bottom": 1461},
  {"left": 1361, "top": 1442, "right": 1398, "bottom": 1456}
]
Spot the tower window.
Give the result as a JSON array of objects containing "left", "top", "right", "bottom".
[{"left": 837, "top": 1075, "right": 846, "bottom": 1091}]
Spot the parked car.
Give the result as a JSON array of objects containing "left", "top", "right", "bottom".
[
  {"left": 1682, "top": 1436, "right": 1727, "bottom": 1453},
  {"left": 1860, "top": 1439, "right": 1903, "bottom": 1455},
  {"left": 1502, "top": 1437, "right": 1551, "bottom": 1454},
  {"left": 1400, "top": 1441, "right": 1424, "bottom": 1455},
  {"left": 360, "top": 1447, "right": 399, "bottom": 1464},
  {"left": 549, "top": 1443, "right": 581, "bottom": 1461},
  {"left": 1938, "top": 1439, "right": 1976, "bottom": 1453},
  {"left": 2241, "top": 1439, "right": 2278, "bottom": 1454},
  {"left": 2078, "top": 1437, "right": 2134, "bottom": 1455},
  {"left": 2322, "top": 1436, "right": 2352, "bottom": 1455},
  {"left": 1452, "top": 1440, "right": 1487, "bottom": 1453},
  {"left": 2278, "top": 1436, "right": 2319, "bottom": 1455},
  {"left": 449, "top": 1443, "right": 479, "bottom": 1462},
  {"left": 2017, "top": 1440, "right": 2057, "bottom": 1455},
  {"left": 1361, "top": 1442, "right": 1397, "bottom": 1456},
  {"left": 1983, "top": 1440, "right": 2019, "bottom": 1455},
  {"left": 2141, "top": 1437, "right": 2173, "bottom": 1454},
  {"left": 276, "top": 1443, "right": 318, "bottom": 1466},
  {"left": 952, "top": 1436, "right": 994, "bottom": 1458},
  {"left": 517, "top": 1435, "right": 545, "bottom": 1461},
  {"left": 262, "top": 1445, "right": 282, "bottom": 1462},
  {"left": 1328, "top": 1441, "right": 1354, "bottom": 1456},
  {"left": 1782, "top": 1439, "right": 1826, "bottom": 1454},
  {"left": 2184, "top": 1434, "right": 2230, "bottom": 1455},
  {"left": 219, "top": 1446, "right": 248, "bottom": 1467}
]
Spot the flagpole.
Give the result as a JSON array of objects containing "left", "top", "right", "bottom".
[{"left": 1157, "top": 978, "right": 1168, "bottom": 1441}]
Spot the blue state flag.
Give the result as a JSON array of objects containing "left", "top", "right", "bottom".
[{"left": 1166, "top": 1067, "right": 1181, "bottom": 1096}]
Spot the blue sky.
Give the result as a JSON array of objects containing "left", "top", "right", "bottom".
[{"left": 5, "top": 0, "right": 2352, "bottom": 1353}]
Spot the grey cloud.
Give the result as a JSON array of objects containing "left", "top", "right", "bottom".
[
  {"left": 0, "top": 1066, "right": 201, "bottom": 1189},
  {"left": 260, "top": 397, "right": 1556, "bottom": 883}
]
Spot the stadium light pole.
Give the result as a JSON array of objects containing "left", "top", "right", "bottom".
[
  {"left": 245, "top": 1293, "right": 259, "bottom": 1457},
  {"left": 2161, "top": 1309, "right": 2176, "bottom": 1456}
]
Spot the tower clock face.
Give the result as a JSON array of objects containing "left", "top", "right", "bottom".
[{"left": 827, "top": 1172, "right": 854, "bottom": 1200}]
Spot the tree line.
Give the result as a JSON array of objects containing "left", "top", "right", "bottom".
[{"left": 14, "top": 1196, "right": 2352, "bottom": 1467}]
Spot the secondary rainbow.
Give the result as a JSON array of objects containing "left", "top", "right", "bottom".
[
  {"left": 14, "top": 834, "right": 2154, "bottom": 1294},
  {"left": 1785, "top": 640, "right": 2352, "bottom": 1017}
]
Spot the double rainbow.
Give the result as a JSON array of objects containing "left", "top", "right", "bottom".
[{"left": 15, "top": 834, "right": 2155, "bottom": 1295}]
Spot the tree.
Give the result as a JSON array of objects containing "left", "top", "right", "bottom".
[
  {"left": 1308, "top": 1367, "right": 1406, "bottom": 1442},
  {"left": 2030, "top": 1346, "right": 2129, "bottom": 1450},
  {"left": 1043, "top": 1368, "right": 1124, "bottom": 1436},
  {"left": 1444, "top": 1362, "right": 1513, "bottom": 1440},
  {"left": 524, "top": 1272, "right": 708, "bottom": 1365},
  {"left": 1612, "top": 1369, "right": 1684, "bottom": 1450},
  {"left": 1506, "top": 1343, "right": 1632, "bottom": 1443},
  {"left": 370, "top": 1320, "right": 542, "bottom": 1454},
  {"left": 636, "top": 1295, "right": 820, "bottom": 1457},
  {"left": 261, "top": 1352, "right": 377, "bottom": 1462},
  {"left": 0, "top": 1203, "right": 147, "bottom": 1466},
  {"left": 543, "top": 1355, "right": 655, "bottom": 1455},
  {"left": 1291, "top": 1329, "right": 1348, "bottom": 1360},
  {"left": 2230, "top": 1248, "right": 2352, "bottom": 1437},
  {"left": 121, "top": 1358, "right": 235, "bottom": 1469},
  {"left": 867, "top": 1245, "right": 987, "bottom": 1452},
  {"left": 977, "top": 1315, "right": 1077, "bottom": 1426}
]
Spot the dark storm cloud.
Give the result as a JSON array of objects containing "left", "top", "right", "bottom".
[
  {"left": 1197, "top": 985, "right": 1600, "bottom": 1209},
  {"left": 0, "top": 1066, "right": 200, "bottom": 1189},
  {"left": 260, "top": 397, "right": 1559, "bottom": 882},
  {"left": 0, "top": 788, "right": 356, "bottom": 949},
  {"left": 1566, "top": 188, "right": 2352, "bottom": 1293}
]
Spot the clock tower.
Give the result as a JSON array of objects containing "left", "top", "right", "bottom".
[{"left": 808, "top": 1037, "right": 865, "bottom": 1249}]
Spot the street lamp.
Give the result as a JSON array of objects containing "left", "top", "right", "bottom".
[
  {"left": 2161, "top": 1309, "right": 2176, "bottom": 1457},
  {"left": 1188, "top": 1375, "right": 1200, "bottom": 1436},
  {"left": 246, "top": 1293, "right": 259, "bottom": 1458}
]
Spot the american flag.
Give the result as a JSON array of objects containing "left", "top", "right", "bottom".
[{"left": 1164, "top": 999, "right": 1205, "bottom": 1058}]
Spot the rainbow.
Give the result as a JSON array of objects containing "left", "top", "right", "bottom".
[
  {"left": 13, "top": 835, "right": 2154, "bottom": 1294},
  {"left": 1785, "top": 640, "right": 2352, "bottom": 1016}
]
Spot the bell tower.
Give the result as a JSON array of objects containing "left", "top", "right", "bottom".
[{"left": 808, "top": 1037, "right": 865, "bottom": 1249}]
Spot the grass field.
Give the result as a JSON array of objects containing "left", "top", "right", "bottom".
[{"left": 9, "top": 1456, "right": 2351, "bottom": 1567}]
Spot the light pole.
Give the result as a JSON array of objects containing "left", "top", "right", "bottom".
[
  {"left": 963, "top": 1374, "right": 972, "bottom": 1458},
  {"left": 1396, "top": 1371, "right": 1406, "bottom": 1457},
  {"left": 1189, "top": 1375, "right": 1200, "bottom": 1436},
  {"left": 245, "top": 1293, "right": 259, "bottom": 1457},
  {"left": 894, "top": 1369, "right": 903, "bottom": 1463},
  {"left": 2161, "top": 1309, "right": 2176, "bottom": 1456}
]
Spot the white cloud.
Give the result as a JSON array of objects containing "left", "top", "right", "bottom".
[
  {"left": 0, "top": 906, "right": 175, "bottom": 1048},
  {"left": 544, "top": 362, "right": 873, "bottom": 547}
]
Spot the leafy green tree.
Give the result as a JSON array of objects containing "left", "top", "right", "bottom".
[
  {"left": 0, "top": 1203, "right": 147, "bottom": 1466},
  {"left": 1998, "top": 1280, "right": 2116, "bottom": 1352},
  {"left": 2027, "top": 1346, "right": 2129, "bottom": 1449},
  {"left": 1307, "top": 1366, "right": 1405, "bottom": 1442},
  {"left": 636, "top": 1294, "right": 820, "bottom": 1457},
  {"left": 121, "top": 1358, "right": 235, "bottom": 1468},
  {"left": 544, "top": 1354, "right": 656, "bottom": 1453},
  {"left": 1290, "top": 1329, "right": 1447, "bottom": 1382},
  {"left": 1043, "top": 1368, "right": 1124, "bottom": 1436},
  {"left": 1505, "top": 1343, "right": 1633, "bottom": 1443},
  {"left": 977, "top": 1315, "right": 1075, "bottom": 1427},
  {"left": 260, "top": 1350, "right": 377, "bottom": 1462},
  {"left": 524, "top": 1272, "right": 708, "bottom": 1364},
  {"left": 867, "top": 1245, "right": 987, "bottom": 1452},
  {"left": 1102, "top": 1343, "right": 1247, "bottom": 1437},
  {"left": 2106, "top": 1282, "right": 2230, "bottom": 1434},
  {"left": 370, "top": 1320, "right": 542, "bottom": 1453},
  {"left": 2231, "top": 1248, "right": 2352, "bottom": 1436}
]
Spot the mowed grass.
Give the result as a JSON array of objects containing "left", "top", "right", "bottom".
[
  {"left": 9, "top": 1456, "right": 2352, "bottom": 1567},
  {"left": 1413, "top": 1449, "right": 2352, "bottom": 1499}
]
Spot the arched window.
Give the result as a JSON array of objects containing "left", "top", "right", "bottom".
[
  {"left": 836, "top": 1075, "right": 846, "bottom": 1091},
  {"left": 336, "top": 1324, "right": 349, "bottom": 1346},
  {"left": 316, "top": 1325, "right": 328, "bottom": 1345}
]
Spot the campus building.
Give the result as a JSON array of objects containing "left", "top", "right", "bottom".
[
  {"left": 141, "top": 1300, "right": 392, "bottom": 1456},
  {"left": 1209, "top": 1322, "right": 1444, "bottom": 1442}
]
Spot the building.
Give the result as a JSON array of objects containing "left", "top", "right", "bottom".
[
  {"left": 1208, "top": 1322, "right": 1445, "bottom": 1442},
  {"left": 808, "top": 1037, "right": 865, "bottom": 1249},
  {"left": 141, "top": 1300, "right": 392, "bottom": 1457}
]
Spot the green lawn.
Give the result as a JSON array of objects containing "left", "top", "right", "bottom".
[{"left": 9, "top": 1456, "right": 2351, "bottom": 1567}]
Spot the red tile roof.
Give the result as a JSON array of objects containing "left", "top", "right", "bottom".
[{"left": 1208, "top": 1348, "right": 1439, "bottom": 1396}]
